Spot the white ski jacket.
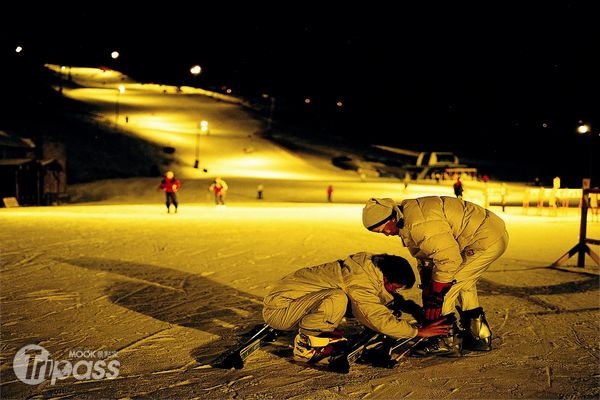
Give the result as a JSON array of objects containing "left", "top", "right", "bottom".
[
  {"left": 262, "top": 252, "right": 419, "bottom": 339},
  {"left": 398, "top": 196, "right": 508, "bottom": 283}
]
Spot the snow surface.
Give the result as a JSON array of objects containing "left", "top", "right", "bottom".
[{"left": 1, "top": 66, "right": 599, "bottom": 399}]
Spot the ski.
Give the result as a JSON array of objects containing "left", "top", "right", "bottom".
[
  {"left": 327, "top": 297, "right": 417, "bottom": 373},
  {"left": 327, "top": 328, "right": 382, "bottom": 374},
  {"left": 360, "top": 336, "right": 424, "bottom": 368},
  {"left": 328, "top": 298, "right": 422, "bottom": 373},
  {"left": 211, "top": 323, "right": 278, "bottom": 369}
]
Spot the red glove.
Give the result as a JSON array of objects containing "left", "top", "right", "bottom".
[{"left": 422, "top": 280, "right": 454, "bottom": 322}]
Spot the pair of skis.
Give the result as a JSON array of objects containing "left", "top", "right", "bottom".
[
  {"left": 211, "top": 298, "right": 422, "bottom": 373},
  {"left": 327, "top": 328, "right": 421, "bottom": 373},
  {"left": 211, "top": 322, "right": 421, "bottom": 374},
  {"left": 327, "top": 298, "right": 424, "bottom": 373}
]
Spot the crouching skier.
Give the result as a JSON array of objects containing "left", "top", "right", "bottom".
[{"left": 262, "top": 252, "right": 451, "bottom": 365}]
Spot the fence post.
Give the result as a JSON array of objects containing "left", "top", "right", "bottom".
[{"left": 552, "top": 185, "right": 600, "bottom": 268}]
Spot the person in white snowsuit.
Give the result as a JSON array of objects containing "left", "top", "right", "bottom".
[
  {"left": 262, "top": 252, "right": 451, "bottom": 365},
  {"left": 362, "top": 196, "right": 509, "bottom": 357},
  {"left": 208, "top": 177, "right": 228, "bottom": 205}
]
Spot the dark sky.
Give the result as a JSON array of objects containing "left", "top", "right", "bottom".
[{"left": 3, "top": 2, "right": 599, "bottom": 185}]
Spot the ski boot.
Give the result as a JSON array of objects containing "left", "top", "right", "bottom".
[
  {"left": 293, "top": 331, "right": 348, "bottom": 365},
  {"left": 410, "top": 314, "right": 463, "bottom": 357},
  {"left": 459, "top": 307, "right": 492, "bottom": 352}
]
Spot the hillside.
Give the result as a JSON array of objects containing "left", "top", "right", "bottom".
[
  {"left": 3, "top": 58, "right": 169, "bottom": 183},
  {"left": 0, "top": 57, "right": 470, "bottom": 187}
]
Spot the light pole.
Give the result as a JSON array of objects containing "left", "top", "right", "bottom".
[
  {"left": 262, "top": 94, "right": 276, "bottom": 131},
  {"left": 111, "top": 51, "right": 120, "bottom": 74},
  {"left": 190, "top": 65, "right": 202, "bottom": 87},
  {"left": 194, "top": 120, "right": 208, "bottom": 169},
  {"left": 577, "top": 122, "right": 595, "bottom": 185},
  {"left": 191, "top": 65, "right": 203, "bottom": 168},
  {"left": 115, "top": 85, "right": 125, "bottom": 124}
]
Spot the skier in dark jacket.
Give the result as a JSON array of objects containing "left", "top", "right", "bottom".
[{"left": 453, "top": 177, "right": 464, "bottom": 198}]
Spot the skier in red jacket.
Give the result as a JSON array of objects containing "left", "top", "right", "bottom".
[{"left": 159, "top": 170, "right": 181, "bottom": 213}]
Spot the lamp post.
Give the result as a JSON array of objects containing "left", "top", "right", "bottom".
[
  {"left": 262, "top": 94, "right": 276, "bottom": 131},
  {"left": 115, "top": 85, "right": 125, "bottom": 124},
  {"left": 190, "top": 65, "right": 204, "bottom": 168},
  {"left": 111, "top": 51, "right": 120, "bottom": 74},
  {"left": 190, "top": 65, "right": 202, "bottom": 87},
  {"left": 577, "top": 122, "right": 594, "bottom": 185},
  {"left": 194, "top": 120, "right": 208, "bottom": 169}
]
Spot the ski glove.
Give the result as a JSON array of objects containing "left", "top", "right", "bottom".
[
  {"left": 422, "top": 280, "right": 454, "bottom": 322},
  {"left": 390, "top": 294, "right": 425, "bottom": 323}
]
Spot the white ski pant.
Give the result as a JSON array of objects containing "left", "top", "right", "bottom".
[
  {"left": 262, "top": 289, "right": 348, "bottom": 336},
  {"left": 442, "top": 231, "right": 509, "bottom": 316}
]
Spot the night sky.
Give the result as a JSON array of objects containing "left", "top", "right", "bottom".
[{"left": 3, "top": 2, "right": 599, "bottom": 186}]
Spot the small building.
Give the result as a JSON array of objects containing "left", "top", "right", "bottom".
[
  {"left": 0, "top": 130, "right": 67, "bottom": 206},
  {"left": 0, "top": 130, "right": 36, "bottom": 159}
]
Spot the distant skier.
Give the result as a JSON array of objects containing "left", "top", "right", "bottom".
[
  {"left": 209, "top": 177, "right": 228, "bottom": 206},
  {"left": 403, "top": 172, "right": 411, "bottom": 190},
  {"left": 159, "top": 170, "right": 181, "bottom": 213},
  {"left": 453, "top": 177, "right": 464, "bottom": 198},
  {"left": 257, "top": 183, "right": 264, "bottom": 200}
]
